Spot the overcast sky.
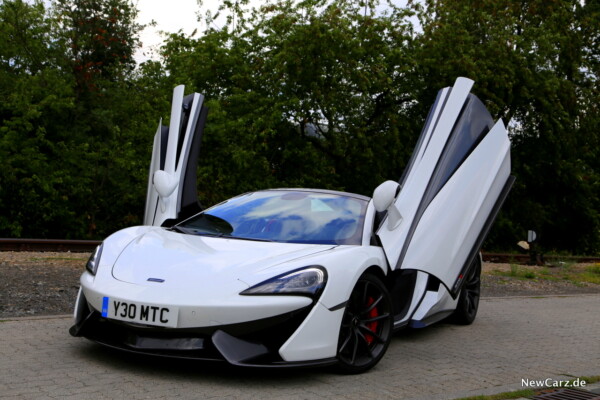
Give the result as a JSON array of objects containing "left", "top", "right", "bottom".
[
  {"left": 134, "top": 0, "right": 410, "bottom": 63},
  {"left": 135, "top": 0, "right": 240, "bottom": 63},
  {"left": 30, "top": 1, "right": 410, "bottom": 63}
]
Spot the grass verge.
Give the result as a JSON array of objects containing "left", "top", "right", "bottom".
[
  {"left": 490, "top": 263, "right": 600, "bottom": 285},
  {"left": 453, "top": 389, "right": 534, "bottom": 400},
  {"left": 454, "top": 375, "right": 600, "bottom": 400}
]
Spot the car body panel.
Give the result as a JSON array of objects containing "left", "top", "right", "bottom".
[
  {"left": 410, "top": 283, "right": 458, "bottom": 327},
  {"left": 393, "top": 270, "right": 429, "bottom": 326},
  {"left": 110, "top": 228, "right": 337, "bottom": 288},
  {"left": 279, "top": 302, "right": 344, "bottom": 361},
  {"left": 80, "top": 224, "right": 387, "bottom": 333},
  {"left": 80, "top": 272, "right": 313, "bottom": 328},
  {"left": 377, "top": 77, "right": 512, "bottom": 296},
  {"left": 144, "top": 86, "right": 207, "bottom": 227},
  {"left": 398, "top": 121, "right": 510, "bottom": 291},
  {"left": 97, "top": 226, "right": 154, "bottom": 271},
  {"left": 376, "top": 79, "right": 474, "bottom": 277}
]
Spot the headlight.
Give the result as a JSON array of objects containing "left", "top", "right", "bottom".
[
  {"left": 240, "top": 267, "right": 327, "bottom": 298},
  {"left": 86, "top": 244, "right": 103, "bottom": 275}
]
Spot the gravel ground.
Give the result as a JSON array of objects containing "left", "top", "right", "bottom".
[
  {"left": 0, "top": 252, "right": 86, "bottom": 318},
  {"left": 481, "top": 270, "right": 600, "bottom": 297},
  {"left": 1, "top": 251, "right": 599, "bottom": 318}
]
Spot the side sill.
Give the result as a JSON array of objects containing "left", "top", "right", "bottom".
[{"left": 409, "top": 310, "right": 454, "bottom": 329}]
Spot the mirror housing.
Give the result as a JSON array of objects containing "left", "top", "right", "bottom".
[
  {"left": 373, "top": 180, "right": 399, "bottom": 212},
  {"left": 153, "top": 170, "right": 178, "bottom": 212},
  {"left": 372, "top": 180, "right": 403, "bottom": 230}
]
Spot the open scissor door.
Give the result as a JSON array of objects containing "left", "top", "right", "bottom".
[
  {"left": 376, "top": 78, "right": 514, "bottom": 297},
  {"left": 144, "top": 85, "right": 208, "bottom": 227}
]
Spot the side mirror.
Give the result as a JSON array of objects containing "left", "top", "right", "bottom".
[
  {"left": 373, "top": 180, "right": 398, "bottom": 212},
  {"left": 372, "top": 180, "right": 403, "bottom": 230},
  {"left": 153, "top": 170, "right": 178, "bottom": 212}
]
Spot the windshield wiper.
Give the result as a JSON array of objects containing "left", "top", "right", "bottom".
[
  {"left": 170, "top": 228, "right": 273, "bottom": 242},
  {"left": 169, "top": 226, "right": 218, "bottom": 236},
  {"left": 217, "top": 234, "right": 274, "bottom": 242},
  {"left": 169, "top": 225, "right": 188, "bottom": 234}
]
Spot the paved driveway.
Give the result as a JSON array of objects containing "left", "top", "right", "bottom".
[{"left": 1, "top": 294, "right": 599, "bottom": 400}]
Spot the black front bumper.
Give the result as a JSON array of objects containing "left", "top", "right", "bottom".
[{"left": 70, "top": 294, "right": 336, "bottom": 368}]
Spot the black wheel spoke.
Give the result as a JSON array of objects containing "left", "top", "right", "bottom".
[
  {"left": 355, "top": 330, "right": 374, "bottom": 359},
  {"left": 339, "top": 329, "right": 352, "bottom": 353},
  {"left": 358, "top": 324, "right": 385, "bottom": 344},
  {"left": 467, "top": 285, "right": 480, "bottom": 294},
  {"left": 466, "top": 269, "right": 480, "bottom": 316},
  {"left": 464, "top": 294, "right": 471, "bottom": 312},
  {"left": 467, "top": 277, "right": 480, "bottom": 289},
  {"left": 350, "top": 331, "right": 359, "bottom": 364},
  {"left": 361, "top": 294, "right": 383, "bottom": 315},
  {"left": 362, "top": 313, "right": 390, "bottom": 323},
  {"left": 355, "top": 329, "right": 368, "bottom": 345}
]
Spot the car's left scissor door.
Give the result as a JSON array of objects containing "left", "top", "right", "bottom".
[{"left": 144, "top": 86, "right": 208, "bottom": 227}]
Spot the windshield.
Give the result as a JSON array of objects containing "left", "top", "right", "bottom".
[{"left": 177, "top": 190, "right": 367, "bottom": 245}]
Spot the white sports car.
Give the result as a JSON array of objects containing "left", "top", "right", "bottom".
[{"left": 70, "top": 77, "right": 514, "bottom": 373}]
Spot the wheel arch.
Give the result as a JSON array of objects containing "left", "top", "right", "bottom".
[
  {"left": 335, "top": 264, "right": 394, "bottom": 373},
  {"left": 316, "top": 246, "right": 387, "bottom": 311},
  {"left": 362, "top": 264, "right": 388, "bottom": 283}
]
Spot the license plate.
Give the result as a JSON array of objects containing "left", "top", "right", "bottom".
[{"left": 101, "top": 297, "right": 178, "bottom": 328}]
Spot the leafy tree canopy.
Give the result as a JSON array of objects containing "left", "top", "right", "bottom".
[{"left": 0, "top": 0, "right": 598, "bottom": 254}]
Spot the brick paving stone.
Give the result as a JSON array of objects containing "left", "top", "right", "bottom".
[{"left": 0, "top": 294, "right": 599, "bottom": 400}]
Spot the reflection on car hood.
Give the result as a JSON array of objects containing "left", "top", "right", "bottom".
[{"left": 111, "top": 227, "right": 336, "bottom": 288}]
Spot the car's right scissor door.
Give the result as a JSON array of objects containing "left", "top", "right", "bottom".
[{"left": 376, "top": 77, "right": 514, "bottom": 297}]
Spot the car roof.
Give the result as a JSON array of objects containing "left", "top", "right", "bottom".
[{"left": 259, "top": 188, "right": 371, "bottom": 202}]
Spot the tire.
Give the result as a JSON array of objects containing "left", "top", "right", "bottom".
[
  {"left": 449, "top": 256, "right": 481, "bottom": 325},
  {"left": 336, "top": 273, "right": 393, "bottom": 374}
]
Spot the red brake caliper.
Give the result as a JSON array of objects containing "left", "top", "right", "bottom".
[{"left": 365, "top": 297, "right": 379, "bottom": 345}]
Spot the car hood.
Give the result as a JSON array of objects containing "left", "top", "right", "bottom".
[{"left": 111, "top": 227, "right": 336, "bottom": 289}]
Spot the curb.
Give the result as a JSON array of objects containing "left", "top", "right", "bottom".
[
  {"left": 481, "top": 293, "right": 600, "bottom": 300},
  {"left": 0, "top": 314, "right": 71, "bottom": 322}
]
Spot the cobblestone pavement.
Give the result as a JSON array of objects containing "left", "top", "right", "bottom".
[{"left": 1, "top": 294, "right": 599, "bottom": 400}]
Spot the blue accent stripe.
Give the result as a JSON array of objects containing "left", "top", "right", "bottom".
[
  {"left": 101, "top": 297, "right": 109, "bottom": 317},
  {"left": 409, "top": 320, "right": 427, "bottom": 329}
]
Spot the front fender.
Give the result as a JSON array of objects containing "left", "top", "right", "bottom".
[
  {"left": 317, "top": 245, "right": 387, "bottom": 311},
  {"left": 279, "top": 245, "right": 387, "bottom": 362}
]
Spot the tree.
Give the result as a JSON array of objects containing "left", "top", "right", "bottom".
[
  {"left": 0, "top": 0, "right": 78, "bottom": 237},
  {"left": 412, "top": 0, "right": 600, "bottom": 253},
  {"left": 53, "top": 0, "right": 141, "bottom": 95},
  {"left": 49, "top": 0, "right": 152, "bottom": 237},
  {"left": 0, "top": 0, "right": 157, "bottom": 239},
  {"left": 1, "top": 0, "right": 597, "bottom": 254},
  {"left": 161, "top": 0, "right": 421, "bottom": 205}
]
